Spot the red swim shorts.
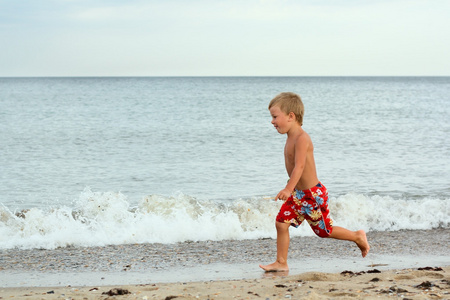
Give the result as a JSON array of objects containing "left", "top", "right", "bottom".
[{"left": 276, "top": 182, "right": 333, "bottom": 237}]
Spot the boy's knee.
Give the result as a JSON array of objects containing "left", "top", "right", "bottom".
[
  {"left": 314, "top": 228, "right": 332, "bottom": 238},
  {"left": 275, "top": 221, "right": 290, "bottom": 231}
]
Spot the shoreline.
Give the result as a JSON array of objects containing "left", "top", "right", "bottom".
[
  {"left": 1, "top": 229, "right": 449, "bottom": 288},
  {"left": 2, "top": 253, "right": 449, "bottom": 288}
]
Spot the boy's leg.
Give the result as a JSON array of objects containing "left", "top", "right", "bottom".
[
  {"left": 328, "top": 226, "right": 370, "bottom": 257},
  {"left": 259, "top": 221, "right": 291, "bottom": 271}
]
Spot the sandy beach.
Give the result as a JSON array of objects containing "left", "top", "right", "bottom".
[
  {"left": 1, "top": 266, "right": 449, "bottom": 299},
  {"left": 1, "top": 229, "right": 449, "bottom": 299}
]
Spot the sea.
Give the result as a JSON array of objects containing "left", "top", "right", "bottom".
[{"left": 0, "top": 77, "right": 449, "bottom": 250}]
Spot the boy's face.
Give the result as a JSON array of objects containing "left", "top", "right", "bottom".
[{"left": 269, "top": 105, "right": 292, "bottom": 134}]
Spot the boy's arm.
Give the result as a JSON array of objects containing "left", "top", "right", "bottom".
[{"left": 276, "top": 135, "right": 308, "bottom": 201}]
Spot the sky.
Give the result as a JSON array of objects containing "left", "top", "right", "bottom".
[{"left": 1, "top": 0, "right": 449, "bottom": 77}]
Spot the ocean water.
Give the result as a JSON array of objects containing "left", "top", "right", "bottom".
[{"left": 0, "top": 77, "right": 449, "bottom": 249}]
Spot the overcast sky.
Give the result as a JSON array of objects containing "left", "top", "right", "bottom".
[{"left": 1, "top": 0, "right": 449, "bottom": 77}]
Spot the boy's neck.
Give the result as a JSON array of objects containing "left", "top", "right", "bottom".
[{"left": 287, "top": 124, "right": 303, "bottom": 138}]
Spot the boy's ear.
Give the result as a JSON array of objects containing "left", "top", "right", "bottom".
[{"left": 288, "top": 112, "right": 296, "bottom": 121}]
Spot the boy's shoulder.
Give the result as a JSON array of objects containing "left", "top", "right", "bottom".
[
  {"left": 289, "top": 129, "right": 313, "bottom": 148},
  {"left": 294, "top": 128, "right": 310, "bottom": 141}
]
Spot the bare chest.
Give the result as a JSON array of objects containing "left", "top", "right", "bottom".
[{"left": 284, "top": 142, "right": 296, "bottom": 164}]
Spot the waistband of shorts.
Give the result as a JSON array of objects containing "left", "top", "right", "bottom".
[{"left": 294, "top": 181, "right": 325, "bottom": 194}]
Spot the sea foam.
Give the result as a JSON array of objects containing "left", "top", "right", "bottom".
[{"left": 0, "top": 188, "right": 448, "bottom": 249}]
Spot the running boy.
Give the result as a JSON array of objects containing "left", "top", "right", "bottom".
[{"left": 259, "top": 92, "right": 370, "bottom": 272}]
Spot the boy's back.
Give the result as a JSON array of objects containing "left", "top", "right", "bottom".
[{"left": 284, "top": 128, "right": 319, "bottom": 191}]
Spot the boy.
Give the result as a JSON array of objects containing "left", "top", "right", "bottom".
[{"left": 259, "top": 92, "right": 370, "bottom": 272}]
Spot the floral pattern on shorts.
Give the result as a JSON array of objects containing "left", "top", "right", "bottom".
[{"left": 276, "top": 182, "right": 333, "bottom": 237}]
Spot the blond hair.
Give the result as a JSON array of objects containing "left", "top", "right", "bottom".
[{"left": 268, "top": 92, "right": 304, "bottom": 125}]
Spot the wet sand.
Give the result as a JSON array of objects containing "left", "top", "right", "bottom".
[
  {"left": 0, "top": 229, "right": 449, "bottom": 298},
  {"left": 1, "top": 266, "right": 449, "bottom": 299}
]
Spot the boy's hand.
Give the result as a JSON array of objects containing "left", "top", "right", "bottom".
[{"left": 275, "top": 188, "right": 291, "bottom": 201}]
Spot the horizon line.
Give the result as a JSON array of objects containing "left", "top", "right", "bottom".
[{"left": 1, "top": 75, "right": 449, "bottom": 79}]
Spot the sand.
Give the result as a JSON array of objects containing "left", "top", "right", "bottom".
[
  {"left": 1, "top": 229, "right": 449, "bottom": 299},
  {"left": 1, "top": 266, "right": 449, "bottom": 299}
]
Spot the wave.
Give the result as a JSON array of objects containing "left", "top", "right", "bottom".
[{"left": 0, "top": 188, "right": 448, "bottom": 249}]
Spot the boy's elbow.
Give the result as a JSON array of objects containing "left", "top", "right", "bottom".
[{"left": 294, "top": 164, "right": 305, "bottom": 174}]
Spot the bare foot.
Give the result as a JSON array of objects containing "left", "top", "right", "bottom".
[
  {"left": 259, "top": 262, "right": 289, "bottom": 272},
  {"left": 355, "top": 230, "right": 370, "bottom": 257},
  {"left": 262, "top": 270, "right": 289, "bottom": 278}
]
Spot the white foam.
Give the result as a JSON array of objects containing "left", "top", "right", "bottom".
[
  {"left": 329, "top": 193, "right": 450, "bottom": 231},
  {"left": 0, "top": 188, "right": 448, "bottom": 249}
]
